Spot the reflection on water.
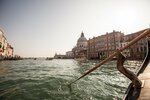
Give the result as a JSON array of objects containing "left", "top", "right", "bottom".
[{"left": 0, "top": 59, "right": 142, "bottom": 100}]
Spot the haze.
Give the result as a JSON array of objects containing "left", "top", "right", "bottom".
[{"left": 0, "top": 0, "right": 150, "bottom": 57}]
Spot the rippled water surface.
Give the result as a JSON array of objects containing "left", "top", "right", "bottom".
[{"left": 0, "top": 59, "right": 142, "bottom": 100}]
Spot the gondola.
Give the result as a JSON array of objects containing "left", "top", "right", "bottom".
[{"left": 122, "top": 40, "right": 150, "bottom": 99}]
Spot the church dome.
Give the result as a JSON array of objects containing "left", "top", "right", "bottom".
[{"left": 77, "top": 32, "right": 87, "bottom": 43}]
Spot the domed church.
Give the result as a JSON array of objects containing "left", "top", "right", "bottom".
[{"left": 76, "top": 32, "right": 87, "bottom": 58}]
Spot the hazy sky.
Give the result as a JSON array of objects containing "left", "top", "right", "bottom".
[{"left": 0, "top": 0, "right": 150, "bottom": 57}]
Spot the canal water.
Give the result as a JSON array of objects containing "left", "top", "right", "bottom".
[{"left": 0, "top": 59, "right": 142, "bottom": 100}]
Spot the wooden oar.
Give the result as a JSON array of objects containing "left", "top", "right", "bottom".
[{"left": 69, "top": 28, "right": 150, "bottom": 85}]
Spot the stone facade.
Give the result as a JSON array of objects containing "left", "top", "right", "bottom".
[
  {"left": 72, "top": 32, "right": 87, "bottom": 58},
  {"left": 6, "top": 43, "right": 14, "bottom": 57},
  {"left": 54, "top": 53, "right": 66, "bottom": 59},
  {"left": 106, "top": 31, "right": 124, "bottom": 57},
  {"left": 119, "top": 42, "right": 130, "bottom": 58},
  {"left": 0, "top": 29, "right": 13, "bottom": 59},
  {"left": 66, "top": 51, "right": 73, "bottom": 58},
  {"left": 87, "top": 30, "right": 124, "bottom": 59},
  {"left": 123, "top": 29, "right": 148, "bottom": 59},
  {"left": 87, "top": 37, "right": 96, "bottom": 59},
  {"left": 87, "top": 29, "right": 149, "bottom": 60}
]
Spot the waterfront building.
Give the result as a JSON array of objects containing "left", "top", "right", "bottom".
[
  {"left": 0, "top": 29, "right": 7, "bottom": 57},
  {"left": 54, "top": 53, "right": 66, "bottom": 59},
  {"left": 95, "top": 35, "right": 107, "bottom": 59},
  {"left": 88, "top": 35, "right": 108, "bottom": 59},
  {"left": 0, "top": 29, "right": 14, "bottom": 59},
  {"left": 123, "top": 29, "right": 148, "bottom": 59},
  {"left": 72, "top": 46, "right": 77, "bottom": 58},
  {"left": 119, "top": 42, "right": 130, "bottom": 58},
  {"left": 106, "top": 30, "right": 124, "bottom": 57},
  {"left": 66, "top": 51, "right": 73, "bottom": 58},
  {"left": 74, "top": 32, "right": 87, "bottom": 58},
  {"left": 87, "top": 29, "right": 150, "bottom": 60},
  {"left": 6, "top": 43, "right": 14, "bottom": 57},
  {"left": 87, "top": 30, "right": 124, "bottom": 59},
  {"left": 87, "top": 37, "right": 96, "bottom": 59}
]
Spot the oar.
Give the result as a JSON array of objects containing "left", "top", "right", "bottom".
[{"left": 69, "top": 28, "right": 150, "bottom": 85}]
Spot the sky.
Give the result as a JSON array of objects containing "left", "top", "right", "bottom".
[{"left": 0, "top": 0, "right": 150, "bottom": 57}]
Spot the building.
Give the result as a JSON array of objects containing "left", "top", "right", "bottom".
[
  {"left": 87, "top": 30, "right": 124, "bottom": 59},
  {"left": 0, "top": 29, "right": 14, "bottom": 59},
  {"left": 66, "top": 51, "right": 73, "bottom": 58},
  {"left": 87, "top": 29, "right": 150, "bottom": 60},
  {"left": 54, "top": 53, "right": 66, "bottom": 59},
  {"left": 0, "top": 29, "right": 7, "bottom": 57},
  {"left": 72, "top": 46, "right": 77, "bottom": 58},
  {"left": 119, "top": 42, "right": 130, "bottom": 58},
  {"left": 73, "top": 32, "right": 87, "bottom": 58},
  {"left": 95, "top": 35, "right": 107, "bottom": 59},
  {"left": 87, "top": 37, "right": 96, "bottom": 59},
  {"left": 106, "top": 30, "right": 124, "bottom": 57},
  {"left": 6, "top": 43, "right": 14, "bottom": 57},
  {"left": 123, "top": 29, "right": 148, "bottom": 59}
]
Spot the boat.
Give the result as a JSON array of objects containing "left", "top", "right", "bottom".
[{"left": 121, "top": 40, "right": 150, "bottom": 100}]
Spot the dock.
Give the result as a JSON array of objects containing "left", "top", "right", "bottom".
[{"left": 138, "top": 63, "right": 150, "bottom": 99}]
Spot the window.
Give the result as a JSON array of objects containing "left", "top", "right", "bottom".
[
  {"left": 144, "top": 47, "right": 147, "bottom": 51},
  {"left": 137, "top": 48, "right": 139, "bottom": 52},
  {"left": 140, "top": 47, "right": 143, "bottom": 52}
]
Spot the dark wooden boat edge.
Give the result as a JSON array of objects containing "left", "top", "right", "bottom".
[{"left": 123, "top": 40, "right": 150, "bottom": 100}]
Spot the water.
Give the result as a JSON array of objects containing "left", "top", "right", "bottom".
[{"left": 0, "top": 59, "right": 142, "bottom": 100}]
